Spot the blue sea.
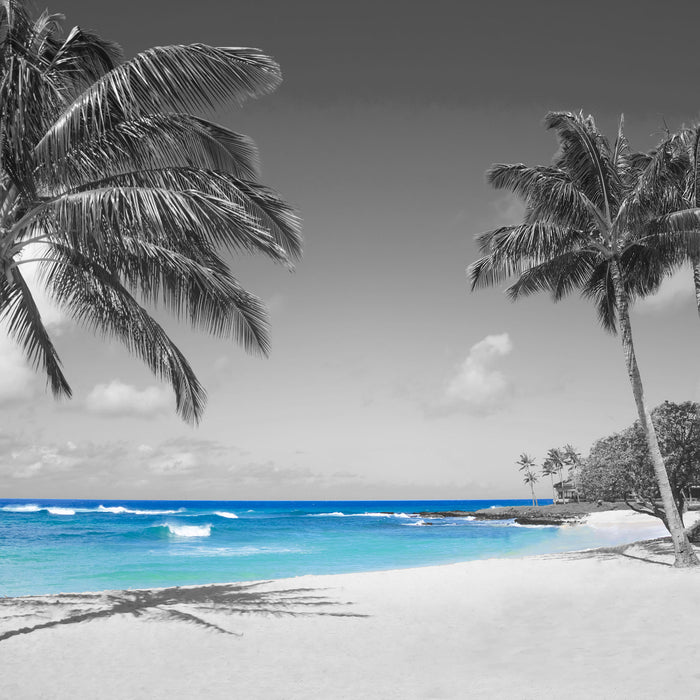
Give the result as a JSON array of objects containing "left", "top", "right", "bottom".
[{"left": 0, "top": 498, "right": 653, "bottom": 597}]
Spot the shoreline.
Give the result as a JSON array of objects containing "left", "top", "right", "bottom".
[
  {"left": 416, "top": 500, "right": 694, "bottom": 525},
  {"left": 3, "top": 505, "right": 687, "bottom": 600},
  {"left": 2, "top": 534, "right": 699, "bottom": 698}
]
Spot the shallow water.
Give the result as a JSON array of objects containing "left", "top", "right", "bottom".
[{"left": 0, "top": 498, "right": 668, "bottom": 596}]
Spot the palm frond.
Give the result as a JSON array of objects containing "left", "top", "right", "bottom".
[
  {"left": 47, "top": 168, "right": 301, "bottom": 261},
  {"left": 44, "top": 25, "right": 123, "bottom": 95},
  {"left": 0, "top": 266, "right": 71, "bottom": 396},
  {"left": 51, "top": 238, "right": 272, "bottom": 353},
  {"left": 16, "top": 186, "right": 288, "bottom": 263},
  {"left": 544, "top": 111, "right": 616, "bottom": 222},
  {"left": 581, "top": 259, "right": 617, "bottom": 333},
  {"left": 37, "top": 114, "right": 261, "bottom": 191},
  {"left": 506, "top": 249, "right": 599, "bottom": 303},
  {"left": 487, "top": 163, "right": 593, "bottom": 229},
  {"left": 42, "top": 249, "right": 206, "bottom": 423},
  {"left": 37, "top": 44, "right": 282, "bottom": 161}
]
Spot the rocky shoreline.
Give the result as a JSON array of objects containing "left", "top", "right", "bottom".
[{"left": 415, "top": 502, "right": 632, "bottom": 526}]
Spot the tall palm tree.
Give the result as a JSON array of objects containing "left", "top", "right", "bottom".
[
  {"left": 0, "top": 0, "right": 301, "bottom": 423},
  {"left": 541, "top": 457, "right": 558, "bottom": 504},
  {"left": 516, "top": 452, "right": 538, "bottom": 505},
  {"left": 469, "top": 111, "right": 698, "bottom": 567}
]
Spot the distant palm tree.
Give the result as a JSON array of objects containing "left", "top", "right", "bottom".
[
  {"left": 563, "top": 444, "right": 582, "bottom": 502},
  {"left": 0, "top": 0, "right": 301, "bottom": 423},
  {"left": 516, "top": 453, "right": 538, "bottom": 505},
  {"left": 546, "top": 448, "right": 566, "bottom": 503},
  {"left": 469, "top": 111, "right": 698, "bottom": 566},
  {"left": 541, "top": 458, "right": 558, "bottom": 504},
  {"left": 522, "top": 471, "right": 539, "bottom": 507}
]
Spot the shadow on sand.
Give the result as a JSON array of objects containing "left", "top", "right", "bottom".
[{"left": 0, "top": 581, "right": 367, "bottom": 643}]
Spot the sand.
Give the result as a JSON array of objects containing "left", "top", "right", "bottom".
[{"left": 2, "top": 515, "right": 700, "bottom": 699}]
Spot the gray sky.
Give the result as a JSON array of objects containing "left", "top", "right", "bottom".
[{"left": 3, "top": 0, "right": 700, "bottom": 500}]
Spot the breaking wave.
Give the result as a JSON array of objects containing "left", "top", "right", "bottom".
[
  {"left": 165, "top": 523, "right": 211, "bottom": 537},
  {"left": 214, "top": 511, "right": 238, "bottom": 519},
  {"left": 97, "top": 505, "right": 182, "bottom": 515},
  {"left": 2, "top": 504, "right": 41, "bottom": 512}
]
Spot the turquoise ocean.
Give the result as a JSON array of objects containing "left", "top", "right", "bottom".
[{"left": 0, "top": 498, "right": 654, "bottom": 597}]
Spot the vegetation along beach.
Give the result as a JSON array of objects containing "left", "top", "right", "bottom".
[{"left": 4, "top": 0, "right": 700, "bottom": 697}]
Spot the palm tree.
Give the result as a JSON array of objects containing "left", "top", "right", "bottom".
[
  {"left": 632, "top": 126, "right": 700, "bottom": 321},
  {"left": 563, "top": 444, "right": 582, "bottom": 502},
  {"left": 468, "top": 111, "right": 698, "bottom": 566},
  {"left": 546, "top": 447, "right": 566, "bottom": 503},
  {"left": 541, "top": 458, "right": 558, "bottom": 504},
  {"left": 0, "top": 0, "right": 301, "bottom": 423},
  {"left": 516, "top": 452, "right": 538, "bottom": 505},
  {"left": 522, "top": 471, "right": 539, "bottom": 507}
]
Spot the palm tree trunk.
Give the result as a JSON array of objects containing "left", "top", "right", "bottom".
[
  {"left": 550, "top": 474, "right": 555, "bottom": 504},
  {"left": 557, "top": 466, "right": 564, "bottom": 503},
  {"left": 692, "top": 255, "right": 700, "bottom": 321},
  {"left": 611, "top": 260, "right": 698, "bottom": 567},
  {"left": 530, "top": 482, "right": 536, "bottom": 506}
]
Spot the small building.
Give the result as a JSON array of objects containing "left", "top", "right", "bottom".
[{"left": 553, "top": 479, "right": 578, "bottom": 503}]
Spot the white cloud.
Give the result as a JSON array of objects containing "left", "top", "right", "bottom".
[
  {"left": 0, "top": 335, "right": 36, "bottom": 404},
  {"left": 635, "top": 268, "right": 695, "bottom": 314},
  {"left": 85, "top": 380, "right": 171, "bottom": 417},
  {"left": 440, "top": 333, "right": 513, "bottom": 415}
]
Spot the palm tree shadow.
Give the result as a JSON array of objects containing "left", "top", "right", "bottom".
[
  {"left": 563, "top": 536, "right": 677, "bottom": 567},
  {"left": 0, "top": 581, "right": 367, "bottom": 644}
]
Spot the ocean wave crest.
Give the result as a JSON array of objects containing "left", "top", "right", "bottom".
[
  {"left": 46, "top": 507, "right": 75, "bottom": 515},
  {"left": 214, "top": 511, "right": 238, "bottom": 519},
  {"left": 166, "top": 523, "right": 211, "bottom": 537},
  {"left": 97, "top": 505, "right": 182, "bottom": 515},
  {"left": 2, "top": 504, "right": 41, "bottom": 512}
]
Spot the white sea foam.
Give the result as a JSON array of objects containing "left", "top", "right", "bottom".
[
  {"left": 214, "top": 511, "right": 238, "bottom": 519},
  {"left": 46, "top": 507, "right": 75, "bottom": 515},
  {"left": 406, "top": 519, "right": 427, "bottom": 527},
  {"left": 2, "top": 504, "right": 41, "bottom": 512},
  {"left": 166, "top": 523, "right": 211, "bottom": 537},
  {"left": 97, "top": 505, "right": 181, "bottom": 515}
]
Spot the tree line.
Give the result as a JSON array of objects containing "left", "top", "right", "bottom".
[{"left": 580, "top": 400, "right": 700, "bottom": 533}]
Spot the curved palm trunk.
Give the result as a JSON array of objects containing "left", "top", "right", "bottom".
[
  {"left": 611, "top": 260, "right": 698, "bottom": 567},
  {"left": 692, "top": 255, "right": 700, "bottom": 321},
  {"left": 550, "top": 474, "right": 555, "bottom": 503}
]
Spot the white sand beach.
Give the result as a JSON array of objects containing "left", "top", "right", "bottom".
[{"left": 2, "top": 514, "right": 699, "bottom": 699}]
